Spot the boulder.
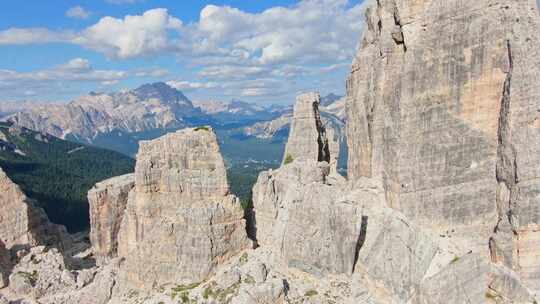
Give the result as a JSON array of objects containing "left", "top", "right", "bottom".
[
  {"left": 88, "top": 173, "right": 134, "bottom": 265},
  {"left": 9, "top": 246, "right": 76, "bottom": 299},
  {"left": 117, "top": 127, "right": 250, "bottom": 290}
]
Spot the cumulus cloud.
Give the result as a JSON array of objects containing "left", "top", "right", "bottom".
[
  {"left": 75, "top": 8, "right": 182, "bottom": 58},
  {"left": 0, "top": 1, "right": 364, "bottom": 63},
  {"left": 66, "top": 6, "right": 91, "bottom": 19},
  {"left": 184, "top": 0, "right": 365, "bottom": 65},
  {"left": 0, "top": 1, "right": 366, "bottom": 100},
  {"left": 180, "top": 0, "right": 365, "bottom": 97}
]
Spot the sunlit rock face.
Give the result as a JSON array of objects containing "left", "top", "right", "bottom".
[
  {"left": 346, "top": 0, "right": 540, "bottom": 288},
  {"left": 88, "top": 173, "right": 134, "bottom": 265},
  {"left": 282, "top": 92, "right": 331, "bottom": 165},
  {"left": 252, "top": 94, "right": 476, "bottom": 302},
  {"left": 117, "top": 127, "right": 250, "bottom": 290}
]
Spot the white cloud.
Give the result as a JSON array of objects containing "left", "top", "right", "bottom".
[
  {"left": 0, "top": 58, "right": 172, "bottom": 99},
  {"left": 240, "top": 88, "right": 273, "bottom": 97},
  {"left": 166, "top": 80, "right": 219, "bottom": 91},
  {"left": 133, "top": 68, "right": 169, "bottom": 78},
  {"left": 66, "top": 6, "right": 91, "bottom": 19},
  {"left": 0, "top": 1, "right": 364, "bottom": 63},
  {"left": 198, "top": 65, "right": 269, "bottom": 80},
  {"left": 0, "top": 28, "right": 75, "bottom": 45},
  {"left": 184, "top": 0, "right": 365, "bottom": 65},
  {"left": 0, "top": 1, "right": 366, "bottom": 100},
  {"left": 74, "top": 8, "right": 182, "bottom": 58},
  {"left": 60, "top": 58, "right": 92, "bottom": 71},
  {"left": 0, "top": 59, "right": 127, "bottom": 83}
]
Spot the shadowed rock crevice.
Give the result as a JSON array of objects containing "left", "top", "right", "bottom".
[
  {"left": 352, "top": 215, "right": 368, "bottom": 273},
  {"left": 490, "top": 39, "right": 520, "bottom": 268},
  {"left": 313, "top": 101, "right": 331, "bottom": 163},
  {"left": 391, "top": 1, "right": 407, "bottom": 52}
]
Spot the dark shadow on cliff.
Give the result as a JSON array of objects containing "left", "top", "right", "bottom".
[{"left": 242, "top": 198, "right": 258, "bottom": 247}]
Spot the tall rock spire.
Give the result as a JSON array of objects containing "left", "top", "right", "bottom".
[
  {"left": 116, "top": 127, "right": 249, "bottom": 289},
  {"left": 282, "top": 92, "right": 330, "bottom": 165}
]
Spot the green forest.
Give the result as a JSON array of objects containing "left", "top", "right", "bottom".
[{"left": 0, "top": 123, "right": 134, "bottom": 232}]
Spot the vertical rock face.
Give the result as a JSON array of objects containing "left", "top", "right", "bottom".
[
  {"left": 253, "top": 160, "right": 360, "bottom": 275},
  {"left": 88, "top": 173, "right": 134, "bottom": 265},
  {"left": 117, "top": 127, "right": 249, "bottom": 290},
  {"left": 346, "top": 0, "right": 540, "bottom": 286},
  {"left": 0, "top": 167, "right": 67, "bottom": 250},
  {"left": 254, "top": 93, "right": 363, "bottom": 276},
  {"left": 253, "top": 93, "right": 448, "bottom": 301},
  {"left": 282, "top": 92, "right": 330, "bottom": 165}
]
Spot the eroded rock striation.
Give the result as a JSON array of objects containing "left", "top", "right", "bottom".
[
  {"left": 116, "top": 127, "right": 250, "bottom": 290},
  {"left": 346, "top": 0, "right": 540, "bottom": 289},
  {"left": 88, "top": 173, "right": 134, "bottom": 265}
]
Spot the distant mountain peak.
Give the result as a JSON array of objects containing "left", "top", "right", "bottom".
[{"left": 133, "top": 82, "right": 191, "bottom": 104}]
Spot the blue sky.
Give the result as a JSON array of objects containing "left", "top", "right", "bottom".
[{"left": 0, "top": 0, "right": 366, "bottom": 104}]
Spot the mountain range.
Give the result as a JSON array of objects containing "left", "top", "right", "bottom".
[
  {"left": 0, "top": 83, "right": 345, "bottom": 159},
  {"left": 0, "top": 83, "right": 345, "bottom": 231}
]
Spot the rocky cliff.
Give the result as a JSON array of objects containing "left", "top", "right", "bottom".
[
  {"left": 346, "top": 0, "right": 540, "bottom": 290},
  {"left": 116, "top": 127, "right": 250, "bottom": 290},
  {"left": 250, "top": 84, "right": 538, "bottom": 303},
  {"left": 88, "top": 173, "right": 134, "bottom": 265}
]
